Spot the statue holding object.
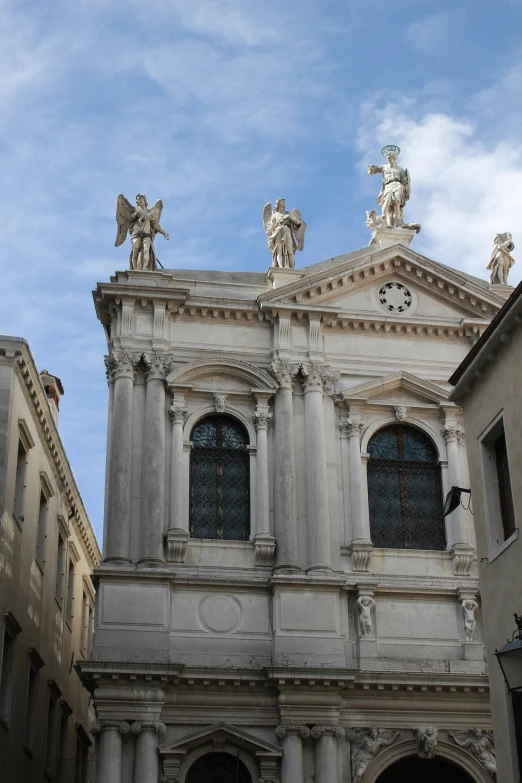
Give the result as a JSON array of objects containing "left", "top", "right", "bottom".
[
  {"left": 115, "top": 194, "right": 170, "bottom": 271},
  {"left": 262, "top": 198, "right": 306, "bottom": 268},
  {"left": 366, "top": 145, "right": 420, "bottom": 234},
  {"left": 487, "top": 232, "right": 515, "bottom": 285}
]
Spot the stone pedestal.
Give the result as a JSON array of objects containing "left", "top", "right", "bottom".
[
  {"left": 489, "top": 283, "right": 514, "bottom": 300},
  {"left": 267, "top": 267, "right": 304, "bottom": 289},
  {"left": 463, "top": 641, "right": 484, "bottom": 661},
  {"left": 369, "top": 225, "right": 417, "bottom": 249}
]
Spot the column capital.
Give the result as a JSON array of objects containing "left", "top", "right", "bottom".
[
  {"left": 169, "top": 403, "right": 188, "bottom": 425},
  {"left": 339, "top": 417, "right": 364, "bottom": 438},
  {"left": 105, "top": 351, "right": 141, "bottom": 382},
  {"left": 253, "top": 409, "right": 273, "bottom": 431},
  {"left": 131, "top": 721, "right": 167, "bottom": 735},
  {"left": 442, "top": 420, "right": 464, "bottom": 443},
  {"left": 311, "top": 725, "right": 345, "bottom": 739},
  {"left": 91, "top": 720, "right": 130, "bottom": 734},
  {"left": 143, "top": 352, "right": 172, "bottom": 381},
  {"left": 270, "top": 361, "right": 299, "bottom": 389},
  {"left": 276, "top": 724, "right": 310, "bottom": 738}
]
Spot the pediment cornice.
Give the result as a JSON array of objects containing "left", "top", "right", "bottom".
[
  {"left": 258, "top": 244, "right": 504, "bottom": 320},
  {"left": 159, "top": 722, "right": 283, "bottom": 755},
  {"left": 340, "top": 371, "right": 453, "bottom": 407}
]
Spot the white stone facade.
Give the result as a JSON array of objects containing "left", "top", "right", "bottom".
[{"left": 81, "top": 239, "right": 507, "bottom": 782}]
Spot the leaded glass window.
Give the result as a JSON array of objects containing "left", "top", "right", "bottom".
[
  {"left": 367, "top": 424, "right": 445, "bottom": 550},
  {"left": 190, "top": 416, "right": 250, "bottom": 541}
]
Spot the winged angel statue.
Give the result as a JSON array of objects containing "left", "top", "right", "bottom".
[
  {"left": 115, "top": 194, "right": 170, "bottom": 271},
  {"left": 262, "top": 198, "right": 306, "bottom": 268}
]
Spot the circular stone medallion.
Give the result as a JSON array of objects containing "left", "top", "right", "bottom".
[
  {"left": 198, "top": 594, "right": 242, "bottom": 633},
  {"left": 378, "top": 281, "right": 412, "bottom": 314}
]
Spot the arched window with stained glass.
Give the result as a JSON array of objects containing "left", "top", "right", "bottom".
[
  {"left": 190, "top": 415, "right": 250, "bottom": 541},
  {"left": 367, "top": 424, "right": 445, "bottom": 550}
]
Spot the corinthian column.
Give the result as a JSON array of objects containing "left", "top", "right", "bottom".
[
  {"left": 104, "top": 352, "right": 138, "bottom": 563},
  {"left": 166, "top": 397, "right": 189, "bottom": 563},
  {"left": 272, "top": 363, "right": 300, "bottom": 571},
  {"left": 442, "top": 418, "right": 474, "bottom": 576},
  {"left": 253, "top": 404, "right": 276, "bottom": 566},
  {"left": 339, "top": 418, "right": 372, "bottom": 572},
  {"left": 91, "top": 720, "right": 129, "bottom": 783},
  {"left": 139, "top": 353, "right": 170, "bottom": 566},
  {"left": 276, "top": 725, "right": 310, "bottom": 783},
  {"left": 311, "top": 726, "right": 344, "bottom": 783},
  {"left": 131, "top": 721, "right": 166, "bottom": 783},
  {"left": 302, "top": 365, "right": 330, "bottom": 571}
]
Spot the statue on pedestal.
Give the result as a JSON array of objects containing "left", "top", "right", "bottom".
[
  {"left": 115, "top": 194, "right": 170, "bottom": 271},
  {"left": 487, "top": 232, "right": 515, "bottom": 285},
  {"left": 366, "top": 145, "right": 420, "bottom": 234},
  {"left": 262, "top": 198, "right": 306, "bottom": 268}
]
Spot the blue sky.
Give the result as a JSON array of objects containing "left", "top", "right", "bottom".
[{"left": 2, "top": 0, "right": 522, "bottom": 543}]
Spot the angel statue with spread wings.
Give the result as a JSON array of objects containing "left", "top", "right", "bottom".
[
  {"left": 367, "top": 145, "right": 412, "bottom": 229},
  {"left": 115, "top": 194, "right": 170, "bottom": 271},
  {"left": 262, "top": 198, "right": 306, "bottom": 268}
]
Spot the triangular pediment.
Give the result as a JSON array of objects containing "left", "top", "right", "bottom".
[
  {"left": 341, "top": 371, "right": 452, "bottom": 407},
  {"left": 259, "top": 243, "right": 503, "bottom": 322},
  {"left": 159, "top": 722, "right": 282, "bottom": 756}
]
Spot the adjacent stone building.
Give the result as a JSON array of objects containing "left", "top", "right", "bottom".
[
  {"left": 82, "top": 234, "right": 505, "bottom": 783},
  {"left": 0, "top": 336, "right": 101, "bottom": 783},
  {"left": 450, "top": 279, "right": 522, "bottom": 781}
]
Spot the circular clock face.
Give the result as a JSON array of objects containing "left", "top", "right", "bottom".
[{"left": 378, "top": 282, "right": 412, "bottom": 313}]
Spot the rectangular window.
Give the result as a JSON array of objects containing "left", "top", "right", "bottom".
[
  {"left": 80, "top": 593, "right": 87, "bottom": 656},
  {"left": 55, "top": 534, "right": 65, "bottom": 606},
  {"left": 24, "top": 665, "right": 37, "bottom": 751},
  {"left": 66, "top": 560, "right": 75, "bottom": 625},
  {"left": 75, "top": 733, "right": 89, "bottom": 783},
  {"left": 36, "top": 489, "right": 48, "bottom": 568},
  {"left": 0, "top": 629, "right": 15, "bottom": 726},
  {"left": 57, "top": 707, "right": 69, "bottom": 783},
  {"left": 45, "top": 688, "right": 58, "bottom": 777},
  {"left": 481, "top": 415, "right": 517, "bottom": 547},
  {"left": 86, "top": 604, "right": 93, "bottom": 657},
  {"left": 13, "top": 439, "right": 27, "bottom": 522}
]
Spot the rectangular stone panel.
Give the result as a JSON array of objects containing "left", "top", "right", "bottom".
[
  {"left": 376, "top": 598, "right": 459, "bottom": 641},
  {"left": 99, "top": 583, "right": 169, "bottom": 628},
  {"left": 276, "top": 591, "right": 340, "bottom": 635}
]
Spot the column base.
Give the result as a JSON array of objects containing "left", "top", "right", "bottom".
[
  {"left": 451, "top": 543, "right": 475, "bottom": 576},
  {"left": 102, "top": 556, "right": 132, "bottom": 566},
  {"left": 306, "top": 564, "right": 333, "bottom": 574},
  {"left": 137, "top": 557, "right": 166, "bottom": 569},
  {"left": 349, "top": 539, "right": 373, "bottom": 572},
  {"left": 273, "top": 563, "right": 302, "bottom": 574},
  {"left": 165, "top": 528, "right": 189, "bottom": 563},
  {"left": 253, "top": 533, "right": 277, "bottom": 567}
]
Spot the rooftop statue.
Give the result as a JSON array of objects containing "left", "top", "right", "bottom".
[
  {"left": 115, "top": 194, "right": 170, "bottom": 271},
  {"left": 487, "top": 232, "right": 515, "bottom": 285},
  {"left": 262, "top": 198, "right": 306, "bottom": 268},
  {"left": 366, "top": 145, "right": 420, "bottom": 234}
]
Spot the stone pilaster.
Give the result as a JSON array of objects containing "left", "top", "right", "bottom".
[
  {"left": 166, "top": 398, "right": 189, "bottom": 563},
  {"left": 131, "top": 721, "right": 166, "bottom": 783},
  {"left": 104, "top": 352, "right": 139, "bottom": 563},
  {"left": 339, "top": 417, "right": 372, "bottom": 572},
  {"left": 311, "top": 725, "right": 345, "bottom": 783},
  {"left": 139, "top": 353, "right": 171, "bottom": 566},
  {"left": 91, "top": 720, "right": 130, "bottom": 782},
  {"left": 253, "top": 404, "right": 276, "bottom": 566},
  {"left": 442, "top": 418, "right": 474, "bottom": 576},
  {"left": 302, "top": 365, "right": 331, "bottom": 571},
  {"left": 276, "top": 725, "right": 310, "bottom": 783},
  {"left": 271, "top": 362, "right": 300, "bottom": 571}
]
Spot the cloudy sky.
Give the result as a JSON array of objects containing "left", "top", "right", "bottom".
[{"left": 2, "top": 0, "right": 521, "bottom": 543}]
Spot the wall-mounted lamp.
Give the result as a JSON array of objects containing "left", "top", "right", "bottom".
[
  {"left": 495, "top": 614, "right": 522, "bottom": 693},
  {"left": 442, "top": 486, "right": 471, "bottom": 518}
]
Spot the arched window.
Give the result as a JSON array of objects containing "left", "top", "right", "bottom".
[
  {"left": 186, "top": 753, "right": 252, "bottom": 783},
  {"left": 367, "top": 424, "right": 445, "bottom": 550},
  {"left": 190, "top": 415, "right": 250, "bottom": 541}
]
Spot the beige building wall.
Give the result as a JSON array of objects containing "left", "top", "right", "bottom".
[
  {"left": 450, "top": 292, "right": 522, "bottom": 782},
  {"left": 0, "top": 336, "right": 101, "bottom": 783}
]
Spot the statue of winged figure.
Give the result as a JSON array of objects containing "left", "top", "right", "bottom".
[
  {"left": 367, "top": 145, "right": 413, "bottom": 229},
  {"left": 486, "top": 232, "right": 515, "bottom": 285},
  {"left": 262, "top": 198, "right": 306, "bottom": 268},
  {"left": 115, "top": 194, "right": 170, "bottom": 271}
]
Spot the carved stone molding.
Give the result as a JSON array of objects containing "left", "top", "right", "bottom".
[
  {"left": 169, "top": 403, "right": 188, "bottom": 425},
  {"left": 449, "top": 729, "right": 496, "bottom": 779},
  {"left": 395, "top": 406, "right": 408, "bottom": 422},
  {"left": 416, "top": 727, "right": 438, "bottom": 759},
  {"left": 131, "top": 721, "right": 167, "bottom": 735},
  {"left": 143, "top": 352, "right": 172, "bottom": 381},
  {"left": 276, "top": 725, "right": 310, "bottom": 739},
  {"left": 105, "top": 351, "right": 141, "bottom": 382},
  {"left": 347, "top": 728, "right": 401, "bottom": 783},
  {"left": 339, "top": 418, "right": 364, "bottom": 438},
  {"left": 213, "top": 393, "right": 228, "bottom": 413},
  {"left": 350, "top": 539, "right": 373, "bottom": 572},
  {"left": 311, "top": 725, "right": 346, "bottom": 739},
  {"left": 322, "top": 370, "right": 340, "bottom": 395},
  {"left": 451, "top": 543, "right": 475, "bottom": 576},
  {"left": 442, "top": 421, "right": 464, "bottom": 443},
  {"left": 91, "top": 720, "right": 130, "bottom": 734},
  {"left": 253, "top": 410, "right": 273, "bottom": 431},
  {"left": 300, "top": 363, "right": 337, "bottom": 393},
  {"left": 165, "top": 528, "right": 189, "bottom": 563},
  {"left": 253, "top": 533, "right": 276, "bottom": 567},
  {"left": 270, "top": 361, "right": 299, "bottom": 390}
]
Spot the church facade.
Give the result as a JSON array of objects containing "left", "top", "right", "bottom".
[{"left": 81, "top": 232, "right": 506, "bottom": 783}]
